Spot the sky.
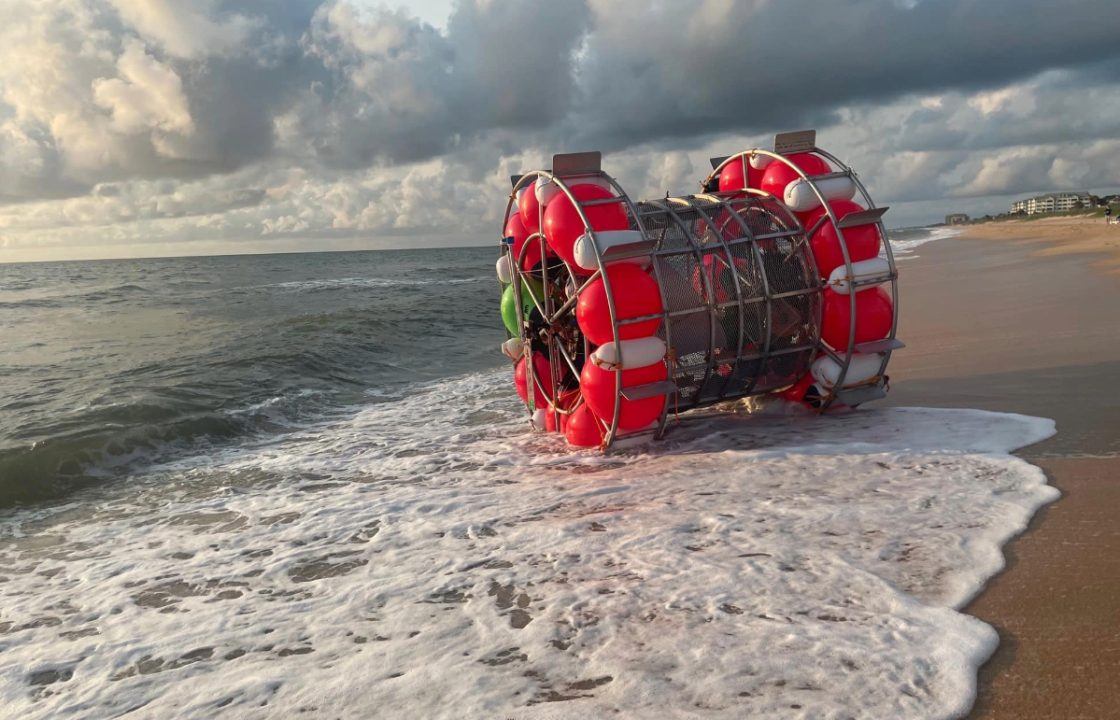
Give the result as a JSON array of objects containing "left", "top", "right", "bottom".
[{"left": 1, "top": 0, "right": 1118, "bottom": 263}]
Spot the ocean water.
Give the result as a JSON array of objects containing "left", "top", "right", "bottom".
[
  {"left": 0, "top": 238, "right": 1055, "bottom": 719},
  {"left": 0, "top": 248, "right": 501, "bottom": 507},
  {"left": 887, "top": 226, "right": 962, "bottom": 258}
]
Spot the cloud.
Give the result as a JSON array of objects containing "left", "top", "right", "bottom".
[
  {"left": 92, "top": 39, "right": 194, "bottom": 141},
  {"left": 281, "top": 0, "right": 590, "bottom": 168},
  {"left": 570, "top": 0, "right": 1120, "bottom": 149},
  {"left": 1, "top": 0, "right": 1119, "bottom": 260},
  {"left": 108, "top": 0, "right": 258, "bottom": 59}
]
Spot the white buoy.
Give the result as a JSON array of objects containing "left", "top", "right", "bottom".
[
  {"left": 496, "top": 255, "right": 512, "bottom": 284},
  {"left": 591, "top": 337, "right": 667, "bottom": 370},
  {"left": 783, "top": 175, "right": 857, "bottom": 213},
  {"left": 749, "top": 153, "right": 774, "bottom": 170},
  {"left": 811, "top": 353, "right": 882, "bottom": 389},
  {"left": 534, "top": 176, "right": 560, "bottom": 208},
  {"left": 501, "top": 337, "right": 524, "bottom": 361},
  {"left": 573, "top": 230, "right": 649, "bottom": 271},
  {"left": 825, "top": 257, "right": 891, "bottom": 294}
]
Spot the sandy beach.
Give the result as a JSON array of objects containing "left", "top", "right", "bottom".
[
  {"left": 953, "top": 215, "right": 1120, "bottom": 274},
  {"left": 887, "top": 220, "right": 1120, "bottom": 718}
]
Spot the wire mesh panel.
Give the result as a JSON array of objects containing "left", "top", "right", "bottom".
[{"left": 634, "top": 194, "right": 819, "bottom": 410}]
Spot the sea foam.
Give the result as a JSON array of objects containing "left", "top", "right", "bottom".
[
  {"left": 0, "top": 371, "right": 1055, "bottom": 719},
  {"left": 889, "top": 226, "right": 963, "bottom": 258}
]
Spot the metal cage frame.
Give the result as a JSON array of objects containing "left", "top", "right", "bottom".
[{"left": 500, "top": 130, "right": 900, "bottom": 448}]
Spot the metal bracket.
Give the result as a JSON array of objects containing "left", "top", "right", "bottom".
[
  {"left": 853, "top": 338, "right": 905, "bottom": 354},
  {"left": 621, "top": 380, "right": 677, "bottom": 402},
  {"left": 835, "top": 382, "right": 888, "bottom": 406},
  {"left": 774, "top": 130, "right": 816, "bottom": 154},
  {"left": 837, "top": 207, "right": 889, "bottom": 229},
  {"left": 601, "top": 236, "right": 657, "bottom": 260},
  {"left": 552, "top": 151, "right": 601, "bottom": 177}
]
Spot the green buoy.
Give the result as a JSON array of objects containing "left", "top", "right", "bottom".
[{"left": 500, "top": 277, "right": 543, "bottom": 335}]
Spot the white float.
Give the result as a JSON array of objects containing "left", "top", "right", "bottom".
[
  {"left": 783, "top": 175, "right": 857, "bottom": 213},
  {"left": 591, "top": 337, "right": 667, "bottom": 370},
  {"left": 573, "top": 230, "right": 649, "bottom": 271},
  {"left": 534, "top": 176, "right": 559, "bottom": 208},
  {"left": 501, "top": 337, "right": 524, "bottom": 361},
  {"left": 825, "top": 257, "right": 891, "bottom": 294},
  {"left": 811, "top": 353, "right": 882, "bottom": 389},
  {"left": 496, "top": 255, "right": 512, "bottom": 284},
  {"left": 749, "top": 153, "right": 774, "bottom": 170}
]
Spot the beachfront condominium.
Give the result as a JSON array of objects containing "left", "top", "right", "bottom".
[{"left": 1011, "top": 192, "right": 1092, "bottom": 215}]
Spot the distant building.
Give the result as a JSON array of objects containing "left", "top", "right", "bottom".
[
  {"left": 1010, "top": 192, "right": 1092, "bottom": 215},
  {"left": 945, "top": 213, "right": 969, "bottom": 225}
]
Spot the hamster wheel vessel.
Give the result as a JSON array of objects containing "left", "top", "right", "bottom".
[{"left": 497, "top": 130, "right": 901, "bottom": 449}]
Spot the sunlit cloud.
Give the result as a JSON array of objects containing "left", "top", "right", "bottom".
[{"left": 1, "top": 0, "right": 1118, "bottom": 261}]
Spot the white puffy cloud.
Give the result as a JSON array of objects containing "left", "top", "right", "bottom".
[
  {"left": 92, "top": 39, "right": 194, "bottom": 142},
  {"left": 107, "top": 0, "right": 257, "bottom": 59},
  {"left": 1, "top": 0, "right": 1119, "bottom": 260}
]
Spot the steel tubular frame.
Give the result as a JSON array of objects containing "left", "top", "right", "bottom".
[
  {"left": 703, "top": 144, "right": 898, "bottom": 410},
  {"left": 500, "top": 135, "right": 894, "bottom": 448}
]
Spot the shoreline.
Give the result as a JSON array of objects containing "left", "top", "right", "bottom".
[
  {"left": 950, "top": 215, "right": 1120, "bottom": 274},
  {"left": 886, "top": 224, "right": 1120, "bottom": 718}
]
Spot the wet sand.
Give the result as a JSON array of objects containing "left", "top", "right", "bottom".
[
  {"left": 956, "top": 215, "right": 1120, "bottom": 274},
  {"left": 884, "top": 230, "right": 1120, "bottom": 718}
]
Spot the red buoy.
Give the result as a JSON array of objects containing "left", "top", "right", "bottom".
[
  {"left": 717, "top": 158, "right": 763, "bottom": 193},
  {"left": 779, "top": 373, "right": 815, "bottom": 403},
  {"left": 580, "top": 360, "right": 667, "bottom": 431},
  {"left": 544, "top": 409, "right": 563, "bottom": 433},
  {"left": 759, "top": 153, "right": 830, "bottom": 199},
  {"left": 576, "top": 264, "right": 663, "bottom": 346},
  {"left": 802, "top": 199, "right": 882, "bottom": 278},
  {"left": 505, "top": 213, "right": 547, "bottom": 272},
  {"left": 544, "top": 388, "right": 580, "bottom": 433},
  {"left": 543, "top": 183, "right": 628, "bottom": 269},
  {"left": 518, "top": 185, "right": 541, "bottom": 233},
  {"left": 514, "top": 351, "right": 554, "bottom": 407},
  {"left": 821, "top": 287, "right": 893, "bottom": 350},
  {"left": 564, "top": 404, "right": 604, "bottom": 448}
]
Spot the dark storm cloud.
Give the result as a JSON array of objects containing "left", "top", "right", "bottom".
[{"left": 570, "top": 0, "right": 1120, "bottom": 149}]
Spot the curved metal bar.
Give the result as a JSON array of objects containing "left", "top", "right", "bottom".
[
  {"left": 688, "top": 195, "right": 751, "bottom": 400},
  {"left": 647, "top": 198, "right": 720, "bottom": 406},
  {"left": 630, "top": 209, "right": 676, "bottom": 440},
  {"left": 814, "top": 148, "right": 899, "bottom": 385},
  {"left": 694, "top": 193, "right": 782, "bottom": 399},
  {"left": 710, "top": 187, "right": 824, "bottom": 384},
  {"left": 596, "top": 178, "right": 674, "bottom": 440},
  {"left": 531, "top": 182, "right": 562, "bottom": 434},
  {"left": 508, "top": 174, "right": 543, "bottom": 422},
  {"left": 711, "top": 149, "right": 860, "bottom": 410},
  {"left": 531, "top": 170, "right": 634, "bottom": 447}
]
